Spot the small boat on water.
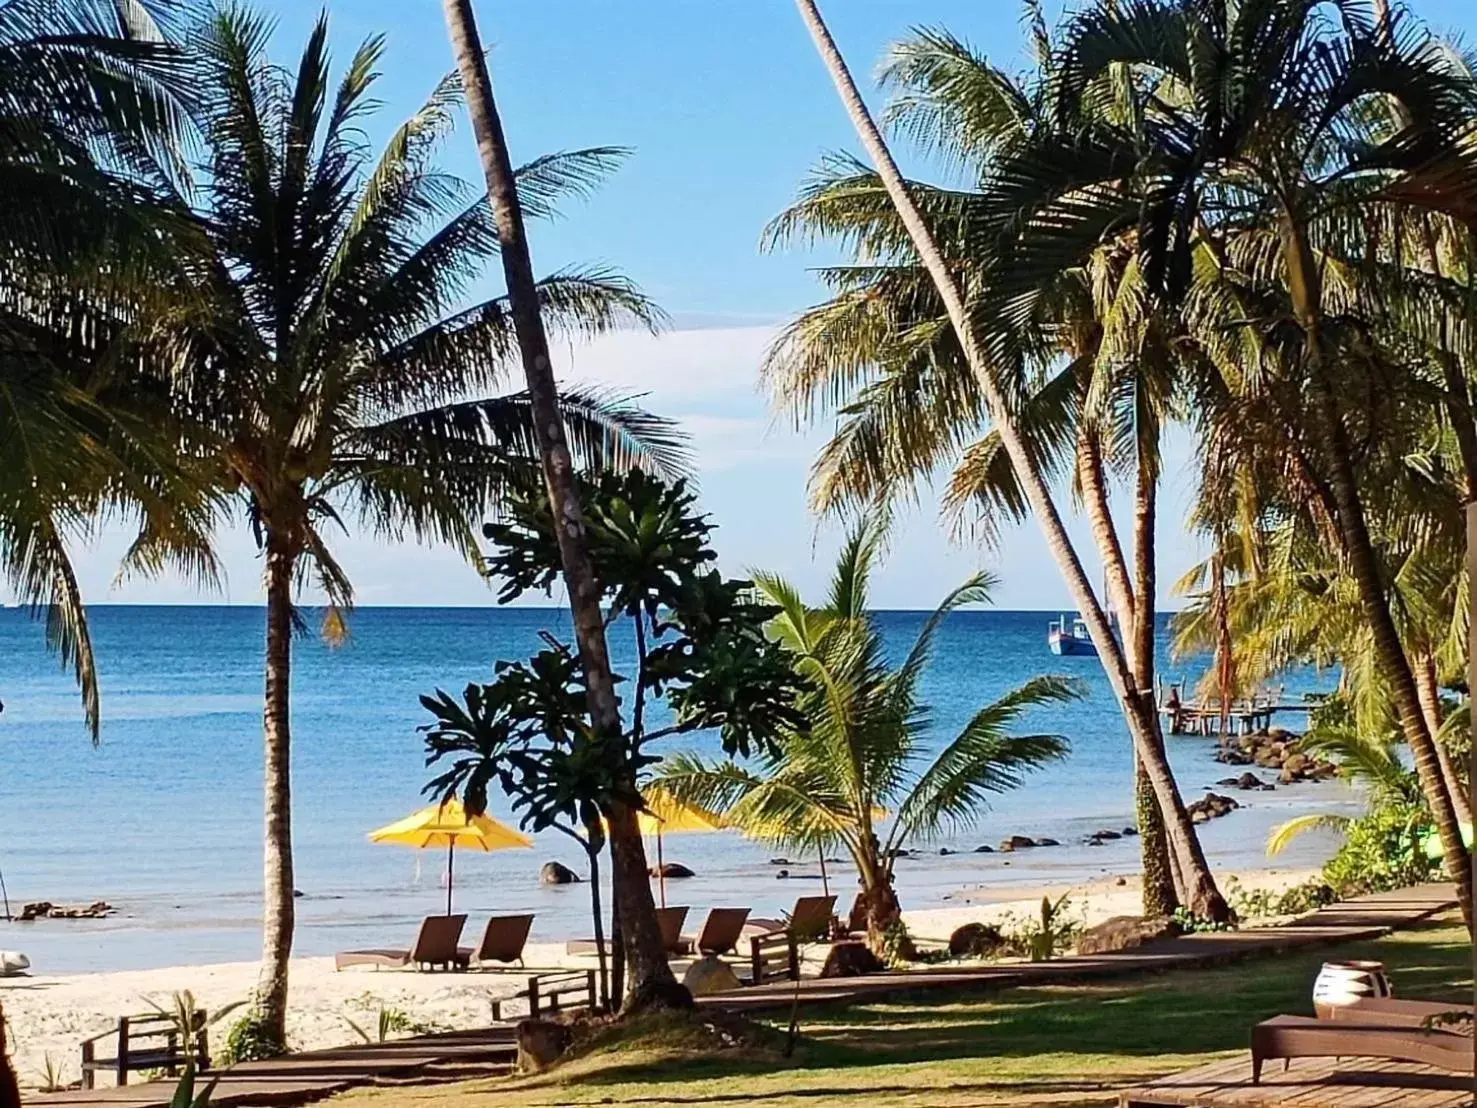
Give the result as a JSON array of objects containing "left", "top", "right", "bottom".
[{"left": 1047, "top": 613, "right": 1097, "bottom": 656}]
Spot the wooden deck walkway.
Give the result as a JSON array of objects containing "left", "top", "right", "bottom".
[
  {"left": 37, "top": 1026, "right": 519, "bottom": 1108},
  {"left": 37, "top": 885, "right": 1459, "bottom": 1108},
  {"left": 702, "top": 884, "right": 1460, "bottom": 1013},
  {"left": 1119, "top": 1055, "right": 1474, "bottom": 1107}
]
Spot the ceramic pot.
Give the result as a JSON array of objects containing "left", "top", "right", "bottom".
[{"left": 1312, "top": 960, "right": 1392, "bottom": 1017}]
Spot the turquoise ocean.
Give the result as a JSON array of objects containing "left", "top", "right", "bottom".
[{"left": 0, "top": 606, "right": 1357, "bottom": 973}]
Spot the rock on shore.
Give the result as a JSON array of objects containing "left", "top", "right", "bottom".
[{"left": 1214, "top": 729, "right": 1338, "bottom": 783}]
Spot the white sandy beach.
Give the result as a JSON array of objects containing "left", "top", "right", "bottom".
[{"left": 0, "top": 865, "right": 1318, "bottom": 1091}]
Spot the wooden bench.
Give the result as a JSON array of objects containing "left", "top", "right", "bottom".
[
  {"left": 80, "top": 1011, "right": 209, "bottom": 1089},
  {"left": 490, "top": 970, "right": 598, "bottom": 1022},
  {"left": 748, "top": 930, "right": 799, "bottom": 985}
]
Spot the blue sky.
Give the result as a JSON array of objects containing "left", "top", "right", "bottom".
[{"left": 52, "top": 0, "right": 1477, "bottom": 611}]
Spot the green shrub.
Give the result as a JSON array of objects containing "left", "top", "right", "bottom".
[
  {"left": 219, "top": 1012, "right": 285, "bottom": 1065},
  {"left": 1321, "top": 802, "right": 1438, "bottom": 897},
  {"left": 1226, "top": 876, "right": 1336, "bottom": 919},
  {"left": 1170, "top": 906, "right": 1236, "bottom": 933}
]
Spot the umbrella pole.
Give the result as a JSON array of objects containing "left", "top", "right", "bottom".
[
  {"left": 819, "top": 850, "right": 829, "bottom": 898},
  {"left": 657, "top": 828, "right": 666, "bottom": 910},
  {"left": 447, "top": 841, "right": 454, "bottom": 917}
]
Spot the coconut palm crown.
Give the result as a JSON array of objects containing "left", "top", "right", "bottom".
[
  {"left": 121, "top": 7, "right": 688, "bottom": 1045},
  {"left": 657, "top": 523, "right": 1077, "bottom": 958}
]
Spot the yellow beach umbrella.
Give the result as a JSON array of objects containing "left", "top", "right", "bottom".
[
  {"left": 634, "top": 788, "right": 724, "bottom": 908},
  {"left": 369, "top": 798, "right": 533, "bottom": 915}
]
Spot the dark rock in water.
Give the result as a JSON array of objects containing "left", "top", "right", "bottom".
[
  {"left": 1214, "top": 748, "right": 1253, "bottom": 765},
  {"left": 1085, "top": 838, "right": 1104, "bottom": 847},
  {"left": 20, "top": 900, "right": 113, "bottom": 920},
  {"left": 948, "top": 922, "right": 1010, "bottom": 959},
  {"left": 1186, "top": 791, "right": 1239, "bottom": 824},
  {"left": 539, "top": 861, "right": 580, "bottom": 885},
  {"left": 1034, "top": 838, "right": 1060, "bottom": 847},
  {"left": 938, "top": 847, "right": 955, "bottom": 856},
  {"left": 516, "top": 1019, "right": 572, "bottom": 1074},
  {"left": 819, "top": 940, "right": 884, "bottom": 978},
  {"left": 1216, "top": 776, "right": 1241, "bottom": 787},
  {"left": 649, "top": 862, "right": 694, "bottom": 879},
  {"left": 885, "top": 848, "right": 912, "bottom": 859},
  {"left": 769, "top": 858, "right": 790, "bottom": 866},
  {"left": 776, "top": 869, "right": 790, "bottom": 879},
  {"left": 1092, "top": 829, "right": 1122, "bottom": 841},
  {"left": 999, "top": 835, "right": 1036, "bottom": 852},
  {"left": 974, "top": 844, "right": 995, "bottom": 853},
  {"left": 1121, "top": 827, "right": 1138, "bottom": 837},
  {"left": 1076, "top": 915, "right": 1181, "bottom": 955},
  {"left": 293, "top": 889, "right": 305, "bottom": 898}
]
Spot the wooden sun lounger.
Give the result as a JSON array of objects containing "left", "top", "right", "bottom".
[
  {"left": 1250, "top": 1013, "right": 1472, "bottom": 1082},
  {"left": 747, "top": 894, "right": 836, "bottom": 941},
  {"left": 459, "top": 913, "right": 534, "bottom": 969},
  {"left": 672, "top": 907, "right": 751, "bottom": 957},
  {"left": 564, "top": 906, "right": 690, "bottom": 957},
  {"left": 1321, "top": 995, "right": 1471, "bottom": 1027},
  {"left": 335, "top": 914, "right": 467, "bottom": 972}
]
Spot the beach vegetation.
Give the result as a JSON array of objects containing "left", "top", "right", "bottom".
[
  {"left": 343, "top": 1006, "right": 439, "bottom": 1044},
  {"left": 219, "top": 1007, "right": 286, "bottom": 1066},
  {"left": 1008, "top": 893, "right": 1082, "bottom": 960},
  {"left": 658, "top": 522, "right": 1075, "bottom": 960},
  {"left": 421, "top": 468, "right": 803, "bottom": 1008}
]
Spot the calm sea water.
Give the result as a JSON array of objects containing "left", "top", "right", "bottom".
[{"left": 0, "top": 606, "right": 1356, "bottom": 973}]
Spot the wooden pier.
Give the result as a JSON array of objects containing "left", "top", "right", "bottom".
[{"left": 1158, "top": 682, "right": 1322, "bottom": 738}]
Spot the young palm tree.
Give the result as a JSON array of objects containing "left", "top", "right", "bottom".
[
  {"left": 658, "top": 525, "right": 1076, "bottom": 958},
  {"left": 0, "top": 0, "right": 193, "bottom": 735},
  {"left": 128, "top": 9, "right": 686, "bottom": 1045}
]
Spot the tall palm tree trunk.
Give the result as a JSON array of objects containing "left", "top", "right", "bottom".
[
  {"left": 258, "top": 541, "right": 296, "bottom": 1050},
  {"left": 1415, "top": 653, "right": 1471, "bottom": 825},
  {"left": 795, "top": 0, "right": 1230, "bottom": 922},
  {"left": 440, "top": 0, "right": 679, "bottom": 1005},
  {"left": 1280, "top": 217, "right": 1472, "bottom": 925},
  {"left": 1077, "top": 429, "right": 1179, "bottom": 915},
  {"left": 1130, "top": 445, "right": 1179, "bottom": 916}
]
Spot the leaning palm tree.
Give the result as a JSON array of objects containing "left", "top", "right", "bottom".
[
  {"left": 789, "top": 0, "right": 1235, "bottom": 921},
  {"left": 127, "top": 8, "right": 686, "bottom": 1047},
  {"left": 438, "top": 0, "right": 679, "bottom": 1007},
  {"left": 0, "top": 0, "right": 193, "bottom": 736},
  {"left": 658, "top": 524, "right": 1075, "bottom": 959}
]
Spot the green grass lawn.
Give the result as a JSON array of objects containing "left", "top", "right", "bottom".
[{"left": 344, "top": 915, "right": 1472, "bottom": 1108}]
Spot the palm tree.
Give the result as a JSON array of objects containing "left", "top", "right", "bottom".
[
  {"left": 782, "top": 5, "right": 1228, "bottom": 917},
  {"left": 0, "top": 0, "right": 193, "bottom": 736},
  {"left": 1034, "top": 0, "right": 1477, "bottom": 918},
  {"left": 437, "top": 0, "right": 679, "bottom": 1007},
  {"left": 126, "top": 8, "right": 686, "bottom": 1045},
  {"left": 659, "top": 524, "right": 1075, "bottom": 958}
]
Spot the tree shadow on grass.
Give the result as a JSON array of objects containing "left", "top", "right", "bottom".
[{"left": 572, "top": 926, "right": 1470, "bottom": 1093}]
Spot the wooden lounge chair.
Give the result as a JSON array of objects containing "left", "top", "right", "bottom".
[
  {"left": 1320, "top": 995, "right": 1470, "bottom": 1027},
  {"left": 460, "top": 914, "right": 534, "bottom": 969},
  {"left": 334, "top": 914, "right": 467, "bottom": 972},
  {"left": 747, "top": 894, "right": 836, "bottom": 941},
  {"left": 1250, "top": 1014, "right": 1472, "bottom": 1083},
  {"left": 564, "top": 907, "right": 689, "bottom": 957},
  {"left": 672, "top": 908, "right": 752, "bottom": 957},
  {"left": 845, "top": 893, "right": 867, "bottom": 936},
  {"left": 657, "top": 905, "right": 690, "bottom": 954}
]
